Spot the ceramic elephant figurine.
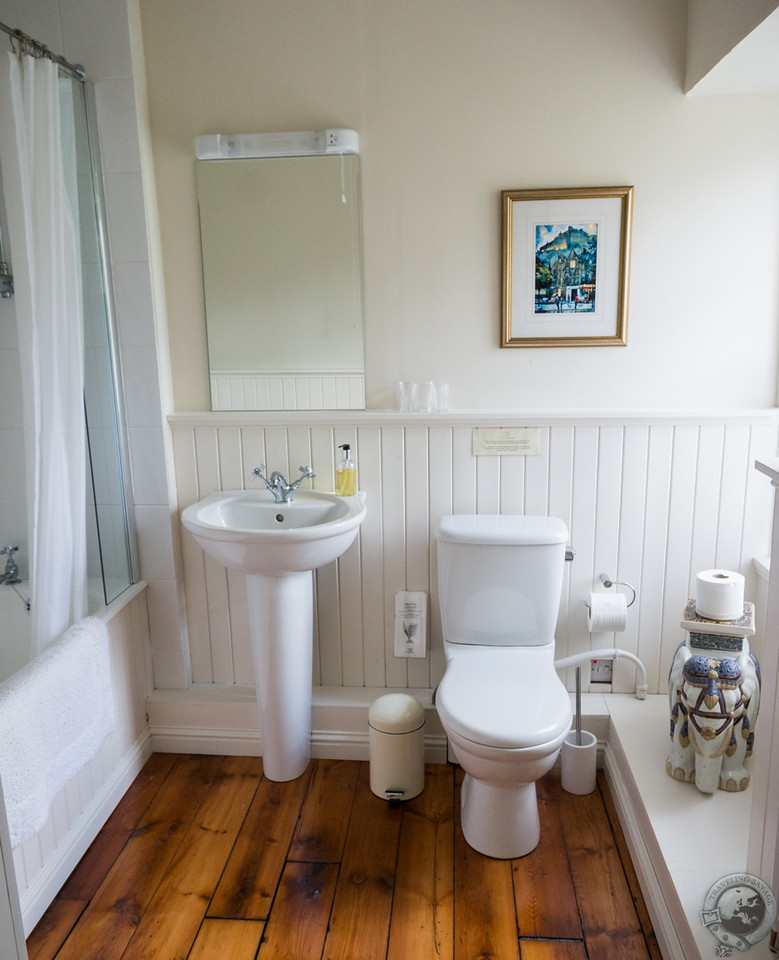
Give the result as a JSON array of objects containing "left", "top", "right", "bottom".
[{"left": 666, "top": 642, "right": 760, "bottom": 794}]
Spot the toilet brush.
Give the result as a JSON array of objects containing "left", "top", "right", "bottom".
[
  {"left": 562, "top": 666, "right": 597, "bottom": 794},
  {"left": 575, "top": 666, "right": 582, "bottom": 746}
]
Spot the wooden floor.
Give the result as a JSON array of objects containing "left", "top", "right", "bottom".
[{"left": 27, "top": 754, "right": 662, "bottom": 960}]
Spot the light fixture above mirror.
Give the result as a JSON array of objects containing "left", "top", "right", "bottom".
[{"left": 195, "top": 128, "right": 359, "bottom": 160}]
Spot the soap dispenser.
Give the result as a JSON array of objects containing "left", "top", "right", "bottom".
[{"left": 336, "top": 443, "right": 357, "bottom": 496}]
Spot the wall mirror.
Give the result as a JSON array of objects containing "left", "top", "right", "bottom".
[{"left": 195, "top": 146, "right": 365, "bottom": 411}]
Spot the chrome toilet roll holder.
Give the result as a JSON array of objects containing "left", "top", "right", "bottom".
[{"left": 583, "top": 573, "right": 637, "bottom": 608}]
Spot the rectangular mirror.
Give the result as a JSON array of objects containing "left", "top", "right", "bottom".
[{"left": 196, "top": 154, "right": 365, "bottom": 410}]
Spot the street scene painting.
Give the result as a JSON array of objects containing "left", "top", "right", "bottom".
[
  {"left": 501, "top": 186, "right": 633, "bottom": 348},
  {"left": 534, "top": 222, "right": 598, "bottom": 314}
]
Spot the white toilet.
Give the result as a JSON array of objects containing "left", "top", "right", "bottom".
[{"left": 435, "top": 514, "right": 573, "bottom": 859}]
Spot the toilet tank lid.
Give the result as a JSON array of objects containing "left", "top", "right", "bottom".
[{"left": 436, "top": 514, "right": 569, "bottom": 546}]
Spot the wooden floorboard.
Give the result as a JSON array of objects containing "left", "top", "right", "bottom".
[
  {"left": 209, "top": 766, "right": 312, "bottom": 921},
  {"left": 387, "top": 763, "right": 454, "bottom": 960},
  {"left": 27, "top": 756, "right": 659, "bottom": 960}
]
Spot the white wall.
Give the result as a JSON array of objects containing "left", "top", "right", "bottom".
[{"left": 140, "top": 0, "right": 779, "bottom": 412}]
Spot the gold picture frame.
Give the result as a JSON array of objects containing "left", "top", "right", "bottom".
[{"left": 501, "top": 185, "right": 633, "bottom": 348}]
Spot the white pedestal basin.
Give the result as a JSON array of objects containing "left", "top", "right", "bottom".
[{"left": 182, "top": 488, "right": 366, "bottom": 780}]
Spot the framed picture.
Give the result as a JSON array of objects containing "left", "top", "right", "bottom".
[{"left": 501, "top": 186, "right": 634, "bottom": 348}]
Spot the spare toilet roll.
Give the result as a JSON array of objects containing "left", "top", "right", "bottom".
[
  {"left": 695, "top": 569, "right": 745, "bottom": 621},
  {"left": 587, "top": 593, "right": 627, "bottom": 633}
]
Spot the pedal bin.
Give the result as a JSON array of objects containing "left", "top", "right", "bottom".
[{"left": 368, "top": 694, "right": 425, "bottom": 804}]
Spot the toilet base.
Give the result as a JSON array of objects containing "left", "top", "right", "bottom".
[{"left": 460, "top": 773, "right": 540, "bottom": 859}]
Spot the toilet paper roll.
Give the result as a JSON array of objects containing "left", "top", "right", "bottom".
[
  {"left": 587, "top": 593, "right": 627, "bottom": 633},
  {"left": 695, "top": 569, "right": 745, "bottom": 621}
]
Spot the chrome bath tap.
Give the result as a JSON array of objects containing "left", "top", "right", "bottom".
[
  {"left": 1, "top": 545, "right": 21, "bottom": 585},
  {"left": 250, "top": 465, "right": 315, "bottom": 504}
]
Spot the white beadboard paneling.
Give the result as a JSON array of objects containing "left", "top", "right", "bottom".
[
  {"left": 311, "top": 426, "right": 336, "bottom": 493},
  {"left": 451, "top": 426, "right": 477, "bottom": 513},
  {"left": 405, "top": 426, "right": 431, "bottom": 688},
  {"left": 239, "top": 426, "right": 266, "bottom": 485},
  {"left": 658, "top": 425, "right": 700, "bottom": 692},
  {"left": 499, "top": 452, "right": 525, "bottom": 515},
  {"left": 639, "top": 426, "right": 675, "bottom": 692},
  {"left": 717, "top": 425, "right": 752, "bottom": 567},
  {"left": 592, "top": 427, "right": 626, "bottom": 692},
  {"left": 356, "top": 426, "right": 386, "bottom": 688},
  {"left": 227, "top": 570, "right": 252, "bottom": 684},
  {"left": 216, "top": 426, "right": 244, "bottom": 490},
  {"left": 169, "top": 409, "right": 779, "bottom": 697},
  {"left": 475, "top": 450, "right": 500, "bottom": 514},
  {"left": 567, "top": 427, "right": 599, "bottom": 683},
  {"left": 316, "top": 560, "right": 342, "bottom": 687},
  {"left": 524, "top": 425, "right": 550, "bottom": 516},
  {"left": 688, "top": 423, "right": 725, "bottom": 584},
  {"left": 427, "top": 426, "right": 454, "bottom": 689},
  {"left": 339, "top": 538, "right": 365, "bottom": 686},
  {"left": 381, "top": 427, "right": 408, "bottom": 688}
]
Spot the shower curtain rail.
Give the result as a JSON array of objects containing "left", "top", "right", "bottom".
[{"left": 0, "top": 21, "right": 85, "bottom": 80}]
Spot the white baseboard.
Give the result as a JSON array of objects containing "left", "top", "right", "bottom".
[
  {"left": 146, "top": 685, "right": 450, "bottom": 763},
  {"left": 20, "top": 732, "right": 153, "bottom": 936}
]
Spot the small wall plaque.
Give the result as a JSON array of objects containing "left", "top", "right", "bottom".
[{"left": 472, "top": 427, "right": 542, "bottom": 456}]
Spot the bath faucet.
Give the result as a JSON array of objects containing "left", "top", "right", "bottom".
[
  {"left": 1, "top": 545, "right": 21, "bottom": 585},
  {"left": 250, "top": 465, "right": 316, "bottom": 504}
]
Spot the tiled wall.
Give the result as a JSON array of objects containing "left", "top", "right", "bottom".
[{"left": 171, "top": 408, "right": 779, "bottom": 699}]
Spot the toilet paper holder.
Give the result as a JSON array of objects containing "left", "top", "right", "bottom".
[{"left": 584, "top": 573, "right": 637, "bottom": 608}]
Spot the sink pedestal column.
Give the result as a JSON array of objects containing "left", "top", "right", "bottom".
[{"left": 246, "top": 571, "right": 314, "bottom": 781}]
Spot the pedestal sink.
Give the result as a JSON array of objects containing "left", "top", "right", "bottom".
[{"left": 182, "top": 488, "right": 367, "bottom": 781}]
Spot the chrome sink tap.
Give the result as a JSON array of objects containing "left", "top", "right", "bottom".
[{"left": 250, "top": 465, "right": 316, "bottom": 504}]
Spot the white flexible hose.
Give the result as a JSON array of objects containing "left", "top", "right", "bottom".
[{"left": 554, "top": 647, "right": 648, "bottom": 700}]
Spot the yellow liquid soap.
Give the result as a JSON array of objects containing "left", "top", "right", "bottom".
[
  {"left": 336, "top": 464, "right": 357, "bottom": 496},
  {"left": 336, "top": 443, "right": 357, "bottom": 495}
]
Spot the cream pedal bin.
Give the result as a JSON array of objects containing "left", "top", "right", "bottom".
[{"left": 435, "top": 515, "right": 573, "bottom": 859}]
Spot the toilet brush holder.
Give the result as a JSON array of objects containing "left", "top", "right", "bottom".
[{"left": 561, "top": 730, "right": 598, "bottom": 795}]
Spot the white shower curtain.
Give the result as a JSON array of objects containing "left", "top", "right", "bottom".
[{"left": 0, "top": 52, "right": 87, "bottom": 654}]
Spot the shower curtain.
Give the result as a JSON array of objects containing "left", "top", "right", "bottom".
[{"left": 0, "top": 52, "right": 87, "bottom": 655}]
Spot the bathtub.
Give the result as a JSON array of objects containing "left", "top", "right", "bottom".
[
  {"left": 0, "top": 582, "right": 31, "bottom": 683},
  {"left": 2, "top": 581, "right": 153, "bottom": 935}
]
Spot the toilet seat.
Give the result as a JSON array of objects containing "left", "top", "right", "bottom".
[{"left": 437, "top": 648, "right": 572, "bottom": 750}]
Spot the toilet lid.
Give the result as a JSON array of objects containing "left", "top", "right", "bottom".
[{"left": 437, "top": 651, "right": 572, "bottom": 749}]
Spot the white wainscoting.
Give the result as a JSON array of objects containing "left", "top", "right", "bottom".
[
  {"left": 10, "top": 585, "right": 153, "bottom": 935},
  {"left": 170, "top": 409, "right": 779, "bottom": 700}
]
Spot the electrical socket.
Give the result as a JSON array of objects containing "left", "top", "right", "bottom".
[{"left": 591, "top": 659, "right": 613, "bottom": 683}]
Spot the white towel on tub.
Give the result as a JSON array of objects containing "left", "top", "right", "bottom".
[{"left": 0, "top": 616, "right": 116, "bottom": 847}]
